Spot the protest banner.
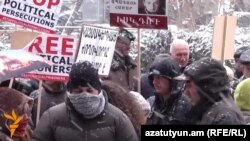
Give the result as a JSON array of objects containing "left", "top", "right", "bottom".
[
  {"left": 21, "top": 34, "right": 78, "bottom": 81},
  {"left": 110, "top": 0, "right": 168, "bottom": 29},
  {"left": 0, "top": 49, "right": 52, "bottom": 83},
  {"left": 212, "top": 16, "right": 237, "bottom": 62},
  {"left": 76, "top": 25, "right": 119, "bottom": 76},
  {"left": 0, "top": 0, "right": 63, "bottom": 33}
]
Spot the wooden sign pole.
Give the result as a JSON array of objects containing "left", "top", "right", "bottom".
[
  {"left": 212, "top": 16, "right": 237, "bottom": 62},
  {"left": 36, "top": 80, "right": 43, "bottom": 125}
]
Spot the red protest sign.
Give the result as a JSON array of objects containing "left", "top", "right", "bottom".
[
  {"left": 33, "top": 0, "right": 60, "bottom": 9},
  {"left": 0, "top": 0, "right": 62, "bottom": 33},
  {"left": 110, "top": 0, "right": 168, "bottom": 29},
  {"left": 28, "top": 36, "right": 74, "bottom": 56},
  {"left": 21, "top": 34, "right": 78, "bottom": 82}
]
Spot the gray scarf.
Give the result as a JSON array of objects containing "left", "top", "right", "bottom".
[{"left": 68, "top": 91, "right": 105, "bottom": 119}]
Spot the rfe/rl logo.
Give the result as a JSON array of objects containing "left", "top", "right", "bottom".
[{"left": 3, "top": 109, "right": 23, "bottom": 138}]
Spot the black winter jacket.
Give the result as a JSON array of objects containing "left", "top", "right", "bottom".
[
  {"left": 187, "top": 94, "right": 245, "bottom": 125},
  {"left": 146, "top": 92, "right": 191, "bottom": 125},
  {"left": 32, "top": 95, "right": 138, "bottom": 141}
]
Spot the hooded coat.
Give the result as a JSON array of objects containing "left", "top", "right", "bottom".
[
  {"left": 183, "top": 57, "right": 245, "bottom": 124},
  {"left": 146, "top": 57, "right": 191, "bottom": 125},
  {"left": 188, "top": 93, "right": 245, "bottom": 125},
  {"left": 32, "top": 91, "right": 138, "bottom": 141},
  {"left": 234, "top": 78, "right": 250, "bottom": 124}
]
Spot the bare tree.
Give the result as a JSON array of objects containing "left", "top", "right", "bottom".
[{"left": 168, "top": 0, "right": 220, "bottom": 31}]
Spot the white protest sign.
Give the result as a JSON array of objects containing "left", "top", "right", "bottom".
[
  {"left": 0, "top": 0, "right": 62, "bottom": 33},
  {"left": 110, "top": 0, "right": 138, "bottom": 14},
  {"left": 76, "top": 25, "right": 119, "bottom": 76},
  {"left": 21, "top": 34, "right": 78, "bottom": 82}
]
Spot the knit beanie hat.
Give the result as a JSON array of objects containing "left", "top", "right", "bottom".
[
  {"left": 234, "top": 78, "right": 250, "bottom": 111},
  {"left": 67, "top": 61, "right": 102, "bottom": 92}
]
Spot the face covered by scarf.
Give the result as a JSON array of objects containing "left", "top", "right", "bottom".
[{"left": 68, "top": 90, "right": 105, "bottom": 119}]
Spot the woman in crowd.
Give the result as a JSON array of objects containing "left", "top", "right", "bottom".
[{"left": 102, "top": 80, "right": 150, "bottom": 139}]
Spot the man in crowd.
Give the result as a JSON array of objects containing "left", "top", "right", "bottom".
[
  {"left": 239, "top": 49, "right": 250, "bottom": 78},
  {"left": 176, "top": 57, "right": 245, "bottom": 124},
  {"left": 231, "top": 47, "right": 249, "bottom": 90},
  {"left": 233, "top": 47, "right": 249, "bottom": 79},
  {"left": 170, "top": 39, "right": 190, "bottom": 72},
  {"left": 30, "top": 80, "right": 66, "bottom": 126},
  {"left": 33, "top": 61, "right": 138, "bottom": 141},
  {"left": 103, "top": 29, "right": 138, "bottom": 91},
  {"left": 146, "top": 57, "right": 191, "bottom": 125},
  {"left": 141, "top": 53, "right": 170, "bottom": 99}
]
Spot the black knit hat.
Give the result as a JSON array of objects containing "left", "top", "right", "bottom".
[
  {"left": 239, "top": 49, "right": 250, "bottom": 65},
  {"left": 176, "top": 57, "right": 229, "bottom": 94},
  {"left": 234, "top": 47, "right": 249, "bottom": 59},
  {"left": 67, "top": 61, "right": 102, "bottom": 92}
]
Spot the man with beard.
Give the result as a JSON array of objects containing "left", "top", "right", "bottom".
[
  {"left": 32, "top": 61, "right": 138, "bottom": 141},
  {"left": 175, "top": 57, "right": 245, "bottom": 124}
]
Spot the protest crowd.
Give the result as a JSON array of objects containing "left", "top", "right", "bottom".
[
  {"left": 0, "top": 1, "right": 250, "bottom": 141},
  {"left": 0, "top": 28, "right": 250, "bottom": 141}
]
